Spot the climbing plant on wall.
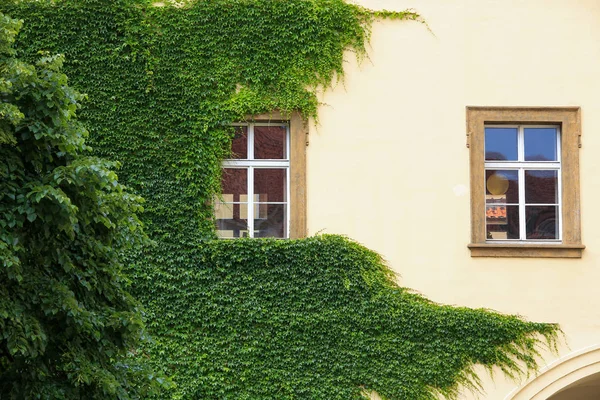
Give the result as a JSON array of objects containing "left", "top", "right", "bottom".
[{"left": 1, "top": 0, "right": 560, "bottom": 398}]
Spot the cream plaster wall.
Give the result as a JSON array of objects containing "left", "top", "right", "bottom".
[{"left": 306, "top": 1, "right": 600, "bottom": 398}]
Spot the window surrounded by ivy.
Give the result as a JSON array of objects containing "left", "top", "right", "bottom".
[{"left": 216, "top": 122, "right": 290, "bottom": 238}]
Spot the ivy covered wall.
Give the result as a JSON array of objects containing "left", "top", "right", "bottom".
[{"left": 2, "top": 0, "right": 560, "bottom": 398}]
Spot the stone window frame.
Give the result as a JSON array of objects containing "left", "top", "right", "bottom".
[
  {"left": 242, "top": 111, "right": 307, "bottom": 239},
  {"left": 466, "top": 106, "right": 584, "bottom": 258}
]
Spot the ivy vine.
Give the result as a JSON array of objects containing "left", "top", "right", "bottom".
[{"left": 2, "top": 0, "right": 560, "bottom": 398}]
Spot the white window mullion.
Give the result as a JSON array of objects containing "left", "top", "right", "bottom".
[
  {"left": 557, "top": 127, "right": 563, "bottom": 241},
  {"left": 485, "top": 162, "right": 560, "bottom": 169},
  {"left": 518, "top": 168, "right": 526, "bottom": 241},
  {"left": 248, "top": 167, "right": 254, "bottom": 238},
  {"left": 287, "top": 125, "right": 291, "bottom": 238},
  {"left": 557, "top": 169, "right": 562, "bottom": 241},
  {"left": 517, "top": 127, "right": 526, "bottom": 240},
  {"left": 222, "top": 160, "right": 289, "bottom": 168},
  {"left": 517, "top": 126, "right": 525, "bottom": 161},
  {"left": 248, "top": 123, "right": 255, "bottom": 160},
  {"left": 247, "top": 125, "right": 254, "bottom": 237}
]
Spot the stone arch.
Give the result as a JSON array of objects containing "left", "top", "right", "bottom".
[{"left": 506, "top": 345, "right": 600, "bottom": 400}]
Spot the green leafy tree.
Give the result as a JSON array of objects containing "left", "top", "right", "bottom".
[{"left": 0, "top": 13, "right": 164, "bottom": 399}]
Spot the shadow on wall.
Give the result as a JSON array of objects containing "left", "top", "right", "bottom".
[{"left": 549, "top": 371, "right": 600, "bottom": 400}]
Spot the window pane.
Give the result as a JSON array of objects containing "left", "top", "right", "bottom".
[
  {"left": 255, "top": 126, "right": 286, "bottom": 159},
  {"left": 486, "top": 170, "right": 519, "bottom": 204},
  {"left": 524, "top": 128, "right": 557, "bottom": 161},
  {"left": 525, "top": 170, "right": 558, "bottom": 204},
  {"left": 526, "top": 206, "right": 558, "bottom": 240},
  {"left": 216, "top": 203, "right": 249, "bottom": 238},
  {"left": 231, "top": 126, "right": 248, "bottom": 159},
  {"left": 221, "top": 168, "right": 247, "bottom": 200},
  {"left": 486, "top": 205, "right": 519, "bottom": 240},
  {"left": 254, "top": 204, "right": 286, "bottom": 238},
  {"left": 485, "top": 127, "right": 518, "bottom": 161},
  {"left": 254, "top": 168, "right": 287, "bottom": 203}
]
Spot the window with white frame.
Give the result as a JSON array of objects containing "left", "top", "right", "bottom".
[
  {"left": 215, "top": 122, "right": 290, "bottom": 238},
  {"left": 484, "top": 125, "right": 561, "bottom": 241}
]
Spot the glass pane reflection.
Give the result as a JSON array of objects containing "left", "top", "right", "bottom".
[
  {"left": 486, "top": 205, "right": 519, "bottom": 240},
  {"left": 524, "top": 128, "right": 557, "bottom": 161},
  {"left": 486, "top": 170, "right": 519, "bottom": 204},
  {"left": 485, "top": 127, "right": 518, "bottom": 161},
  {"left": 254, "top": 169, "right": 286, "bottom": 203},
  {"left": 231, "top": 126, "right": 248, "bottom": 159},
  {"left": 526, "top": 206, "right": 558, "bottom": 240},
  {"left": 255, "top": 126, "right": 286, "bottom": 159},
  {"left": 254, "top": 204, "right": 286, "bottom": 238},
  {"left": 221, "top": 168, "right": 247, "bottom": 199},
  {"left": 525, "top": 170, "right": 558, "bottom": 204},
  {"left": 215, "top": 202, "right": 249, "bottom": 238}
]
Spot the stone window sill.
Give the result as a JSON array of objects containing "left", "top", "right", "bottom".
[{"left": 468, "top": 243, "right": 585, "bottom": 258}]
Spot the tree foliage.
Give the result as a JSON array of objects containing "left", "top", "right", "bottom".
[{"left": 0, "top": 12, "right": 163, "bottom": 399}]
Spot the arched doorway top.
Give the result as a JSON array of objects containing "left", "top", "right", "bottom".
[{"left": 506, "top": 344, "right": 600, "bottom": 400}]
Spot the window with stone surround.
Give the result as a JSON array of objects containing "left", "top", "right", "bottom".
[
  {"left": 215, "top": 112, "right": 307, "bottom": 238},
  {"left": 466, "top": 107, "right": 584, "bottom": 258}
]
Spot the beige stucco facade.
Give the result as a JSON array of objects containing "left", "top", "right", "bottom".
[{"left": 306, "top": 0, "right": 600, "bottom": 398}]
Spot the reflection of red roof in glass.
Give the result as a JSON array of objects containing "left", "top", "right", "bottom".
[{"left": 486, "top": 206, "right": 506, "bottom": 219}]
